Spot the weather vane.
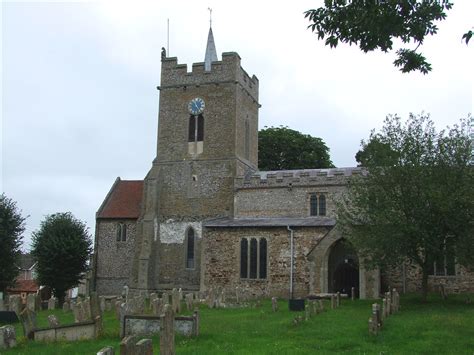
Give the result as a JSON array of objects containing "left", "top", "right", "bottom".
[{"left": 208, "top": 7, "right": 212, "bottom": 28}]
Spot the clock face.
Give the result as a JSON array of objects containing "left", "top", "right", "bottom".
[{"left": 188, "top": 97, "right": 205, "bottom": 115}]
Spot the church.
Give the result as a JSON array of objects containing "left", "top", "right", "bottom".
[{"left": 91, "top": 26, "right": 472, "bottom": 300}]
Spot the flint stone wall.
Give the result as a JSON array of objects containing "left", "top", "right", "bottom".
[{"left": 95, "top": 219, "right": 137, "bottom": 295}]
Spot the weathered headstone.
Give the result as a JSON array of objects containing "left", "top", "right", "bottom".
[
  {"left": 318, "top": 299, "right": 324, "bottom": 312},
  {"left": 160, "top": 304, "right": 175, "bottom": 355},
  {"left": 336, "top": 292, "right": 341, "bottom": 307},
  {"left": 385, "top": 291, "right": 392, "bottom": 315},
  {"left": 392, "top": 289, "right": 400, "bottom": 313},
  {"left": 0, "top": 325, "right": 17, "bottom": 350},
  {"left": 185, "top": 293, "right": 194, "bottom": 312},
  {"left": 171, "top": 288, "right": 180, "bottom": 314},
  {"left": 19, "top": 308, "right": 36, "bottom": 339},
  {"left": 119, "top": 335, "right": 138, "bottom": 355},
  {"left": 122, "top": 285, "right": 129, "bottom": 303},
  {"left": 97, "top": 346, "right": 114, "bottom": 355},
  {"left": 330, "top": 295, "right": 336, "bottom": 309},
  {"left": 47, "top": 315, "right": 60, "bottom": 327},
  {"left": 73, "top": 302, "right": 85, "bottom": 323},
  {"left": 151, "top": 297, "right": 163, "bottom": 316},
  {"left": 99, "top": 296, "right": 106, "bottom": 313},
  {"left": 62, "top": 300, "right": 70, "bottom": 312},
  {"left": 305, "top": 304, "right": 310, "bottom": 321},
  {"left": 48, "top": 297, "right": 56, "bottom": 310},
  {"left": 136, "top": 338, "right": 153, "bottom": 355},
  {"left": 90, "top": 292, "right": 101, "bottom": 318},
  {"left": 178, "top": 288, "right": 183, "bottom": 301},
  {"left": 83, "top": 298, "right": 92, "bottom": 320},
  {"left": 351, "top": 287, "right": 355, "bottom": 301},
  {"left": 115, "top": 300, "right": 122, "bottom": 320},
  {"left": 372, "top": 303, "right": 381, "bottom": 327},
  {"left": 26, "top": 294, "right": 37, "bottom": 312},
  {"left": 271, "top": 297, "right": 278, "bottom": 312},
  {"left": 162, "top": 292, "right": 170, "bottom": 305}
]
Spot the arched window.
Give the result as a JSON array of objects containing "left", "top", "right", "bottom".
[
  {"left": 319, "top": 195, "right": 326, "bottom": 216},
  {"left": 240, "top": 239, "right": 248, "bottom": 278},
  {"left": 259, "top": 238, "right": 267, "bottom": 279},
  {"left": 116, "top": 223, "right": 127, "bottom": 242},
  {"left": 188, "top": 114, "right": 204, "bottom": 142},
  {"left": 186, "top": 228, "right": 195, "bottom": 269},
  {"left": 310, "top": 194, "right": 318, "bottom": 216}
]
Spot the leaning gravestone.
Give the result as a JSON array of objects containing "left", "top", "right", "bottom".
[
  {"left": 0, "top": 325, "right": 17, "bottom": 350},
  {"left": 19, "top": 308, "right": 36, "bottom": 339}
]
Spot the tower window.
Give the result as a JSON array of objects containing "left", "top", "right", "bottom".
[
  {"left": 240, "top": 237, "right": 267, "bottom": 280},
  {"left": 310, "top": 194, "right": 326, "bottom": 216},
  {"left": 186, "top": 228, "right": 195, "bottom": 269},
  {"left": 116, "top": 223, "right": 127, "bottom": 242},
  {"left": 188, "top": 114, "right": 204, "bottom": 142}
]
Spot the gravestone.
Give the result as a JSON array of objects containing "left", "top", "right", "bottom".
[
  {"left": 330, "top": 295, "right": 336, "bottom": 309},
  {"left": 19, "top": 308, "right": 36, "bottom": 339},
  {"left": 122, "top": 285, "right": 129, "bottom": 303},
  {"left": 162, "top": 292, "right": 170, "bottom": 305},
  {"left": 119, "top": 335, "right": 138, "bottom": 354},
  {"left": 235, "top": 286, "right": 240, "bottom": 303},
  {"left": 63, "top": 300, "right": 70, "bottom": 312},
  {"left": 318, "top": 300, "right": 324, "bottom": 312},
  {"left": 336, "top": 292, "right": 341, "bottom": 307},
  {"left": 381, "top": 298, "right": 387, "bottom": 321},
  {"left": 8, "top": 295, "right": 21, "bottom": 316},
  {"left": 115, "top": 300, "right": 122, "bottom": 320},
  {"left": 73, "top": 302, "right": 85, "bottom": 323},
  {"left": 47, "top": 315, "right": 60, "bottom": 327},
  {"left": 83, "top": 298, "right": 92, "bottom": 320},
  {"left": 0, "top": 325, "right": 16, "bottom": 350},
  {"left": 160, "top": 304, "right": 175, "bottom": 355},
  {"left": 351, "top": 287, "right": 355, "bottom": 301},
  {"left": 178, "top": 288, "right": 183, "bottom": 301},
  {"left": 26, "top": 294, "right": 37, "bottom": 312},
  {"left": 99, "top": 296, "right": 106, "bottom": 313},
  {"left": 185, "top": 293, "right": 194, "bottom": 312},
  {"left": 136, "top": 338, "right": 153, "bottom": 355},
  {"left": 90, "top": 292, "right": 101, "bottom": 318},
  {"left": 97, "top": 346, "right": 114, "bottom": 355},
  {"left": 171, "top": 288, "right": 180, "bottom": 314},
  {"left": 48, "top": 297, "right": 56, "bottom": 310},
  {"left": 151, "top": 298, "right": 163, "bottom": 316},
  {"left": 385, "top": 292, "right": 392, "bottom": 315},
  {"left": 271, "top": 297, "right": 278, "bottom": 312},
  {"left": 305, "top": 304, "right": 310, "bottom": 321},
  {"left": 193, "top": 309, "right": 200, "bottom": 336}
]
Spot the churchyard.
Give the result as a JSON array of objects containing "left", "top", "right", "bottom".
[{"left": 1, "top": 291, "right": 473, "bottom": 354}]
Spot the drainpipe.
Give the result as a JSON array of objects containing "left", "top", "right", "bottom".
[{"left": 287, "top": 226, "right": 294, "bottom": 299}]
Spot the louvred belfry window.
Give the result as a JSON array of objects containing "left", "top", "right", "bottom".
[{"left": 189, "top": 114, "right": 204, "bottom": 142}]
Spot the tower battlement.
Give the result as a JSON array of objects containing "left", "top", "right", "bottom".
[
  {"left": 235, "top": 168, "right": 365, "bottom": 189},
  {"left": 160, "top": 52, "right": 259, "bottom": 102}
]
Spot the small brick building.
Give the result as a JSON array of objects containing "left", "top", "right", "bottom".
[{"left": 92, "top": 27, "right": 473, "bottom": 299}]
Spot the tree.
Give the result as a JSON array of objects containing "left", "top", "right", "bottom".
[
  {"left": 305, "top": 1, "right": 470, "bottom": 74},
  {"left": 337, "top": 113, "right": 474, "bottom": 301},
  {"left": 32, "top": 212, "right": 92, "bottom": 303},
  {"left": 258, "top": 126, "right": 334, "bottom": 170},
  {"left": 0, "top": 194, "right": 26, "bottom": 293},
  {"left": 355, "top": 136, "right": 398, "bottom": 167}
]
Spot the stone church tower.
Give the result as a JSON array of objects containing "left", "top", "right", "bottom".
[{"left": 128, "top": 27, "right": 260, "bottom": 293}]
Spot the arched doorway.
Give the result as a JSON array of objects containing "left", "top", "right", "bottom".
[{"left": 328, "top": 239, "right": 359, "bottom": 296}]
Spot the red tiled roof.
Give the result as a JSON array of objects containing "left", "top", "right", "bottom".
[
  {"left": 97, "top": 179, "right": 144, "bottom": 219},
  {"left": 7, "top": 279, "right": 39, "bottom": 293}
]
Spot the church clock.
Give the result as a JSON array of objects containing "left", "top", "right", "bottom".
[{"left": 188, "top": 97, "right": 205, "bottom": 115}]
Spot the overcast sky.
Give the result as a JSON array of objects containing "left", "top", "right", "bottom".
[{"left": 1, "top": 0, "right": 472, "bottom": 250}]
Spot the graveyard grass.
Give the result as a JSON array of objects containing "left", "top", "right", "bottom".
[{"left": 2, "top": 293, "right": 474, "bottom": 354}]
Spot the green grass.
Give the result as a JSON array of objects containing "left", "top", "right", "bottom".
[{"left": 2, "top": 293, "right": 474, "bottom": 354}]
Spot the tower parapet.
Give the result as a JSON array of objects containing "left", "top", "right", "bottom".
[
  {"left": 235, "top": 167, "right": 365, "bottom": 189},
  {"left": 160, "top": 52, "right": 259, "bottom": 102}
]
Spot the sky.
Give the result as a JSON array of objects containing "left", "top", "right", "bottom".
[{"left": 1, "top": 0, "right": 473, "bottom": 250}]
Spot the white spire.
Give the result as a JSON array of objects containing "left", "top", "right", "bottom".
[{"left": 204, "top": 9, "right": 217, "bottom": 71}]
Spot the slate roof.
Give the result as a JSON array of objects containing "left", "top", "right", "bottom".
[
  {"left": 203, "top": 217, "right": 336, "bottom": 228},
  {"left": 97, "top": 178, "right": 144, "bottom": 219}
]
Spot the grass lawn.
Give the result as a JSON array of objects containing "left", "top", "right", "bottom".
[{"left": 2, "top": 293, "right": 473, "bottom": 354}]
